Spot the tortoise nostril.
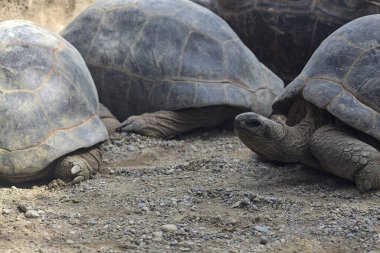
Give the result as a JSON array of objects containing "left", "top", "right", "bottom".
[{"left": 245, "top": 118, "right": 261, "bottom": 127}]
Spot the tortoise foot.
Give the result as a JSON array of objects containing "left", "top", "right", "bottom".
[
  {"left": 118, "top": 111, "right": 181, "bottom": 138},
  {"left": 355, "top": 162, "right": 380, "bottom": 193},
  {"left": 99, "top": 103, "right": 120, "bottom": 135},
  {"left": 118, "top": 106, "right": 244, "bottom": 138},
  {"left": 54, "top": 147, "right": 102, "bottom": 185}
]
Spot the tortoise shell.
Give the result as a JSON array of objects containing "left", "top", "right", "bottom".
[
  {"left": 61, "top": 0, "right": 284, "bottom": 120},
  {"left": 273, "top": 14, "right": 380, "bottom": 141},
  {"left": 0, "top": 20, "right": 107, "bottom": 181},
  {"left": 192, "top": 0, "right": 380, "bottom": 81}
]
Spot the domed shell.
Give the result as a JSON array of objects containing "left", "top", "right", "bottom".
[
  {"left": 61, "top": 0, "right": 284, "bottom": 120},
  {"left": 192, "top": 0, "right": 380, "bottom": 81},
  {"left": 0, "top": 20, "right": 108, "bottom": 181},
  {"left": 273, "top": 14, "right": 380, "bottom": 141}
]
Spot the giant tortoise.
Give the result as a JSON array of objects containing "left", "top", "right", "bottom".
[
  {"left": 192, "top": 0, "right": 380, "bottom": 81},
  {"left": 234, "top": 14, "right": 380, "bottom": 192},
  {"left": 0, "top": 20, "right": 109, "bottom": 184},
  {"left": 61, "top": 0, "right": 284, "bottom": 138}
]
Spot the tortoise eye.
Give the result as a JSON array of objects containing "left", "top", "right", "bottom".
[{"left": 246, "top": 118, "right": 261, "bottom": 127}]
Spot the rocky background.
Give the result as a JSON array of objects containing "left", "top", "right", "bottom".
[{"left": 0, "top": 1, "right": 379, "bottom": 252}]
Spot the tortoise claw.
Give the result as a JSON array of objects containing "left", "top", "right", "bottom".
[
  {"left": 69, "top": 175, "right": 85, "bottom": 186},
  {"left": 119, "top": 123, "right": 135, "bottom": 132},
  {"left": 68, "top": 163, "right": 89, "bottom": 185},
  {"left": 117, "top": 116, "right": 141, "bottom": 132},
  {"left": 71, "top": 165, "right": 81, "bottom": 175}
]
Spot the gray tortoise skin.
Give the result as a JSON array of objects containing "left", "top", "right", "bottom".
[
  {"left": 0, "top": 20, "right": 108, "bottom": 183},
  {"left": 192, "top": 0, "right": 380, "bottom": 81},
  {"left": 61, "top": 0, "right": 284, "bottom": 126},
  {"left": 235, "top": 15, "right": 380, "bottom": 192}
]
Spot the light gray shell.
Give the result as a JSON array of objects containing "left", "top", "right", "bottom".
[
  {"left": 0, "top": 20, "right": 108, "bottom": 181},
  {"left": 61, "top": 0, "right": 284, "bottom": 120},
  {"left": 273, "top": 15, "right": 380, "bottom": 141}
]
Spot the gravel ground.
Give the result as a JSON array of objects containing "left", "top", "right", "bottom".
[{"left": 0, "top": 130, "right": 379, "bottom": 252}]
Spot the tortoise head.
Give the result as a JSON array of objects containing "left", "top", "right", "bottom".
[{"left": 234, "top": 112, "right": 285, "bottom": 159}]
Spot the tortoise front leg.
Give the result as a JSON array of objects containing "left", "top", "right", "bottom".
[
  {"left": 118, "top": 106, "right": 244, "bottom": 138},
  {"left": 54, "top": 147, "right": 102, "bottom": 185},
  {"left": 99, "top": 103, "right": 120, "bottom": 135},
  {"left": 310, "top": 125, "right": 380, "bottom": 193}
]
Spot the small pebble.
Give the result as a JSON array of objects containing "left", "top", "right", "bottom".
[
  {"left": 165, "top": 169, "right": 175, "bottom": 175},
  {"left": 113, "top": 140, "right": 123, "bottom": 146},
  {"left": 2, "top": 209, "right": 11, "bottom": 215},
  {"left": 25, "top": 210, "right": 39, "bottom": 218},
  {"left": 254, "top": 225, "right": 269, "bottom": 233},
  {"left": 161, "top": 224, "right": 178, "bottom": 232},
  {"left": 153, "top": 231, "right": 163, "bottom": 238},
  {"left": 87, "top": 219, "right": 97, "bottom": 225},
  {"left": 17, "top": 205, "right": 28, "bottom": 213},
  {"left": 260, "top": 236, "right": 268, "bottom": 245},
  {"left": 127, "top": 145, "right": 137, "bottom": 151}
]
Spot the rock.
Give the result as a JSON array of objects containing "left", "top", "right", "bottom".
[
  {"left": 66, "top": 239, "right": 74, "bottom": 244},
  {"left": 87, "top": 219, "right": 97, "bottom": 225},
  {"left": 231, "top": 201, "right": 241, "bottom": 208},
  {"left": 2, "top": 208, "right": 10, "bottom": 215},
  {"left": 161, "top": 224, "right": 178, "bottom": 232},
  {"left": 260, "top": 236, "right": 268, "bottom": 245},
  {"left": 165, "top": 169, "right": 175, "bottom": 175},
  {"left": 153, "top": 231, "right": 163, "bottom": 238},
  {"left": 254, "top": 225, "right": 269, "bottom": 234},
  {"left": 17, "top": 204, "right": 28, "bottom": 213},
  {"left": 127, "top": 145, "right": 137, "bottom": 151},
  {"left": 25, "top": 210, "right": 39, "bottom": 218},
  {"left": 113, "top": 140, "right": 123, "bottom": 146}
]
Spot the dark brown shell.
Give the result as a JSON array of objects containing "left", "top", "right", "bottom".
[{"left": 192, "top": 0, "right": 380, "bottom": 81}]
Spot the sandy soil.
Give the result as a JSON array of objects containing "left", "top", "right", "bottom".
[
  {"left": 0, "top": 0, "right": 95, "bottom": 32},
  {"left": 0, "top": 1, "right": 379, "bottom": 253}
]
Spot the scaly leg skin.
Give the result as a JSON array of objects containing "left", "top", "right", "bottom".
[
  {"left": 118, "top": 106, "right": 244, "bottom": 138},
  {"left": 310, "top": 125, "right": 380, "bottom": 193},
  {"left": 53, "top": 147, "right": 102, "bottom": 185},
  {"left": 99, "top": 103, "right": 120, "bottom": 135}
]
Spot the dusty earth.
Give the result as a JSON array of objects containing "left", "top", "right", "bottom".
[
  {"left": 0, "top": 1, "right": 379, "bottom": 253},
  {"left": 0, "top": 0, "right": 95, "bottom": 32}
]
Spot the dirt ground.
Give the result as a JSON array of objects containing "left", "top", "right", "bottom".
[
  {"left": 0, "top": 0, "right": 95, "bottom": 32},
  {"left": 0, "top": 1, "right": 379, "bottom": 253}
]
